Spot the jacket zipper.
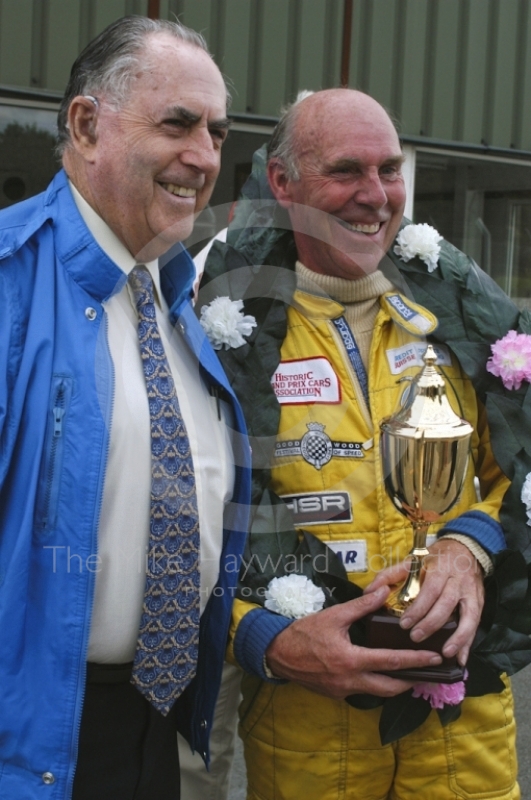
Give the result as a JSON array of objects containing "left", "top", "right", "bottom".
[{"left": 40, "top": 385, "right": 66, "bottom": 529}]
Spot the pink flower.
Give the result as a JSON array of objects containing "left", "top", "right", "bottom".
[
  {"left": 412, "top": 674, "right": 467, "bottom": 709},
  {"left": 486, "top": 330, "right": 531, "bottom": 390}
]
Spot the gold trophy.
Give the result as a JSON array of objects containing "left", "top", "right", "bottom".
[{"left": 367, "top": 344, "right": 473, "bottom": 682}]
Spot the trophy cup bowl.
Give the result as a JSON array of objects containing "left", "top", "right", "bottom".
[{"left": 366, "top": 344, "right": 473, "bottom": 682}]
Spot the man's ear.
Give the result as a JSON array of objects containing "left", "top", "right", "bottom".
[
  {"left": 67, "top": 96, "right": 99, "bottom": 160},
  {"left": 267, "top": 158, "right": 295, "bottom": 208}
]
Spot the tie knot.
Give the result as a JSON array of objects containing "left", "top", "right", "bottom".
[{"left": 129, "top": 265, "right": 155, "bottom": 311}]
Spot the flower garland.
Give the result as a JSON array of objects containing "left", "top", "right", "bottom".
[
  {"left": 393, "top": 223, "right": 442, "bottom": 272},
  {"left": 199, "top": 296, "right": 256, "bottom": 350},
  {"left": 265, "top": 574, "right": 325, "bottom": 619},
  {"left": 412, "top": 673, "right": 467, "bottom": 709},
  {"left": 521, "top": 473, "right": 531, "bottom": 527},
  {"left": 486, "top": 330, "right": 531, "bottom": 390},
  {"left": 198, "top": 145, "right": 531, "bottom": 743}
]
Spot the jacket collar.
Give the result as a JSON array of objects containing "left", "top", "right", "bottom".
[
  {"left": 45, "top": 170, "right": 196, "bottom": 308},
  {"left": 44, "top": 170, "right": 125, "bottom": 304},
  {"left": 160, "top": 243, "right": 196, "bottom": 315}
]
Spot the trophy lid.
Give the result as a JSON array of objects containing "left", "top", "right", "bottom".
[{"left": 381, "top": 345, "right": 473, "bottom": 441}]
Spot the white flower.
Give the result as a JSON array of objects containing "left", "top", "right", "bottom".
[
  {"left": 199, "top": 296, "right": 257, "bottom": 350},
  {"left": 264, "top": 574, "right": 325, "bottom": 619},
  {"left": 521, "top": 473, "right": 531, "bottom": 526},
  {"left": 394, "top": 223, "right": 443, "bottom": 272}
]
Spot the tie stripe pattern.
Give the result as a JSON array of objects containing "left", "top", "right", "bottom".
[{"left": 128, "top": 265, "right": 200, "bottom": 716}]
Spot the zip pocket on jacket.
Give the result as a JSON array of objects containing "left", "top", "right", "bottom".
[{"left": 34, "top": 375, "right": 73, "bottom": 533}]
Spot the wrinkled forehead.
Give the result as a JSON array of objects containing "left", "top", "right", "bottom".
[
  {"left": 296, "top": 98, "right": 401, "bottom": 166},
  {"left": 126, "top": 37, "right": 227, "bottom": 114}
]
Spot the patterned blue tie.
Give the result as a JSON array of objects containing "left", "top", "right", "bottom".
[{"left": 128, "top": 265, "right": 200, "bottom": 716}]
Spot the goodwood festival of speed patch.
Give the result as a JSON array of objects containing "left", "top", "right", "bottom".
[{"left": 274, "top": 422, "right": 365, "bottom": 470}]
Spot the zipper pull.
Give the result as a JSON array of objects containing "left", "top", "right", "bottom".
[{"left": 53, "top": 407, "right": 65, "bottom": 437}]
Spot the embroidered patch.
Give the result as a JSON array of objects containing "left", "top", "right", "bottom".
[
  {"left": 282, "top": 491, "right": 352, "bottom": 525},
  {"left": 275, "top": 423, "right": 365, "bottom": 470},
  {"left": 383, "top": 293, "right": 438, "bottom": 335},
  {"left": 271, "top": 357, "right": 340, "bottom": 405},
  {"left": 324, "top": 540, "right": 368, "bottom": 572},
  {"left": 386, "top": 342, "right": 452, "bottom": 375}
]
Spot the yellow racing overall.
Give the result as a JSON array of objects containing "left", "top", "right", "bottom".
[{"left": 232, "top": 288, "right": 517, "bottom": 800}]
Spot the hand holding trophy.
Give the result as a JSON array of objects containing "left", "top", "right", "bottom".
[{"left": 367, "top": 344, "right": 473, "bottom": 682}]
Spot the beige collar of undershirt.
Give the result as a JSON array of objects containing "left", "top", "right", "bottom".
[{"left": 295, "top": 260, "right": 395, "bottom": 304}]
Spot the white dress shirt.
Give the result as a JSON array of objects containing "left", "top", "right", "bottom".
[{"left": 69, "top": 184, "right": 235, "bottom": 663}]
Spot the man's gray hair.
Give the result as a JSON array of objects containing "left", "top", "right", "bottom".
[
  {"left": 266, "top": 90, "right": 314, "bottom": 181},
  {"left": 57, "top": 16, "right": 216, "bottom": 155}
]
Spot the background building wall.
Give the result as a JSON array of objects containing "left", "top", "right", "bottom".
[
  {"left": 1, "top": 0, "right": 531, "bottom": 151},
  {"left": 1, "top": 0, "right": 530, "bottom": 305}
]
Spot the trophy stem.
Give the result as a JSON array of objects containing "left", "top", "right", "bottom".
[{"left": 386, "top": 520, "right": 430, "bottom": 616}]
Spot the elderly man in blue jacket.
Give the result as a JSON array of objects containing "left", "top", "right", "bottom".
[{"left": 0, "top": 16, "right": 253, "bottom": 800}]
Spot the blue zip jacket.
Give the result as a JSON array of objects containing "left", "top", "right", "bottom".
[{"left": 0, "top": 169, "right": 251, "bottom": 799}]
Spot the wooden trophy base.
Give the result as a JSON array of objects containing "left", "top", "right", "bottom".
[{"left": 365, "top": 607, "right": 465, "bottom": 684}]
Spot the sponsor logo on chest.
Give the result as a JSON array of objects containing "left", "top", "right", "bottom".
[
  {"left": 383, "top": 293, "right": 437, "bottom": 335},
  {"left": 281, "top": 491, "right": 352, "bottom": 525},
  {"left": 323, "top": 540, "right": 368, "bottom": 572},
  {"left": 271, "top": 357, "right": 340, "bottom": 405},
  {"left": 275, "top": 422, "right": 365, "bottom": 470},
  {"left": 386, "top": 342, "right": 451, "bottom": 375}
]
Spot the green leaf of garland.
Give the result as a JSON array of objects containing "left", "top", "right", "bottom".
[
  {"left": 437, "top": 702, "right": 462, "bottom": 726},
  {"left": 379, "top": 691, "right": 431, "bottom": 745}
]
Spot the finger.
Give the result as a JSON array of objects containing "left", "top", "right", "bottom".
[
  {"left": 407, "top": 573, "right": 483, "bottom": 643},
  {"left": 441, "top": 597, "right": 482, "bottom": 663},
  {"left": 365, "top": 561, "right": 410, "bottom": 592},
  {"left": 359, "top": 645, "right": 442, "bottom": 674},
  {"left": 333, "top": 585, "right": 390, "bottom": 625},
  {"left": 399, "top": 574, "right": 450, "bottom": 632},
  {"left": 359, "top": 672, "right": 417, "bottom": 697}
]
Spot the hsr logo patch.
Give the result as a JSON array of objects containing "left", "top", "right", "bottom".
[{"left": 282, "top": 491, "right": 352, "bottom": 525}]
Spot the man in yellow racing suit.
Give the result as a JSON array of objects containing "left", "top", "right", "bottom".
[
  {"left": 203, "top": 88, "right": 519, "bottom": 799},
  {"left": 232, "top": 269, "right": 515, "bottom": 800}
]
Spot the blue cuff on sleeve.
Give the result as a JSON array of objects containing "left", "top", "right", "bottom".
[
  {"left": 233, "top": 607, "right": 292, "bottom": 681},
  {"left": 437, "top": 510, "right": 506, "bottom": 554}
]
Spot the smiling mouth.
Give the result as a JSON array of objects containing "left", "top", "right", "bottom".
[
  {"left": 337, "top": 220, "right": 382, "bottom": 234},
  {"left": 159, "top": 182, "right": 197, "bottom": 198}
]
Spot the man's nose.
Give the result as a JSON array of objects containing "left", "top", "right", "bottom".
[
  {"left": 355, "top": 169, "right": 388, "bottom": 208},
  {"left": 180, "top": 127, "right": 220, "bottom": 174}
]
